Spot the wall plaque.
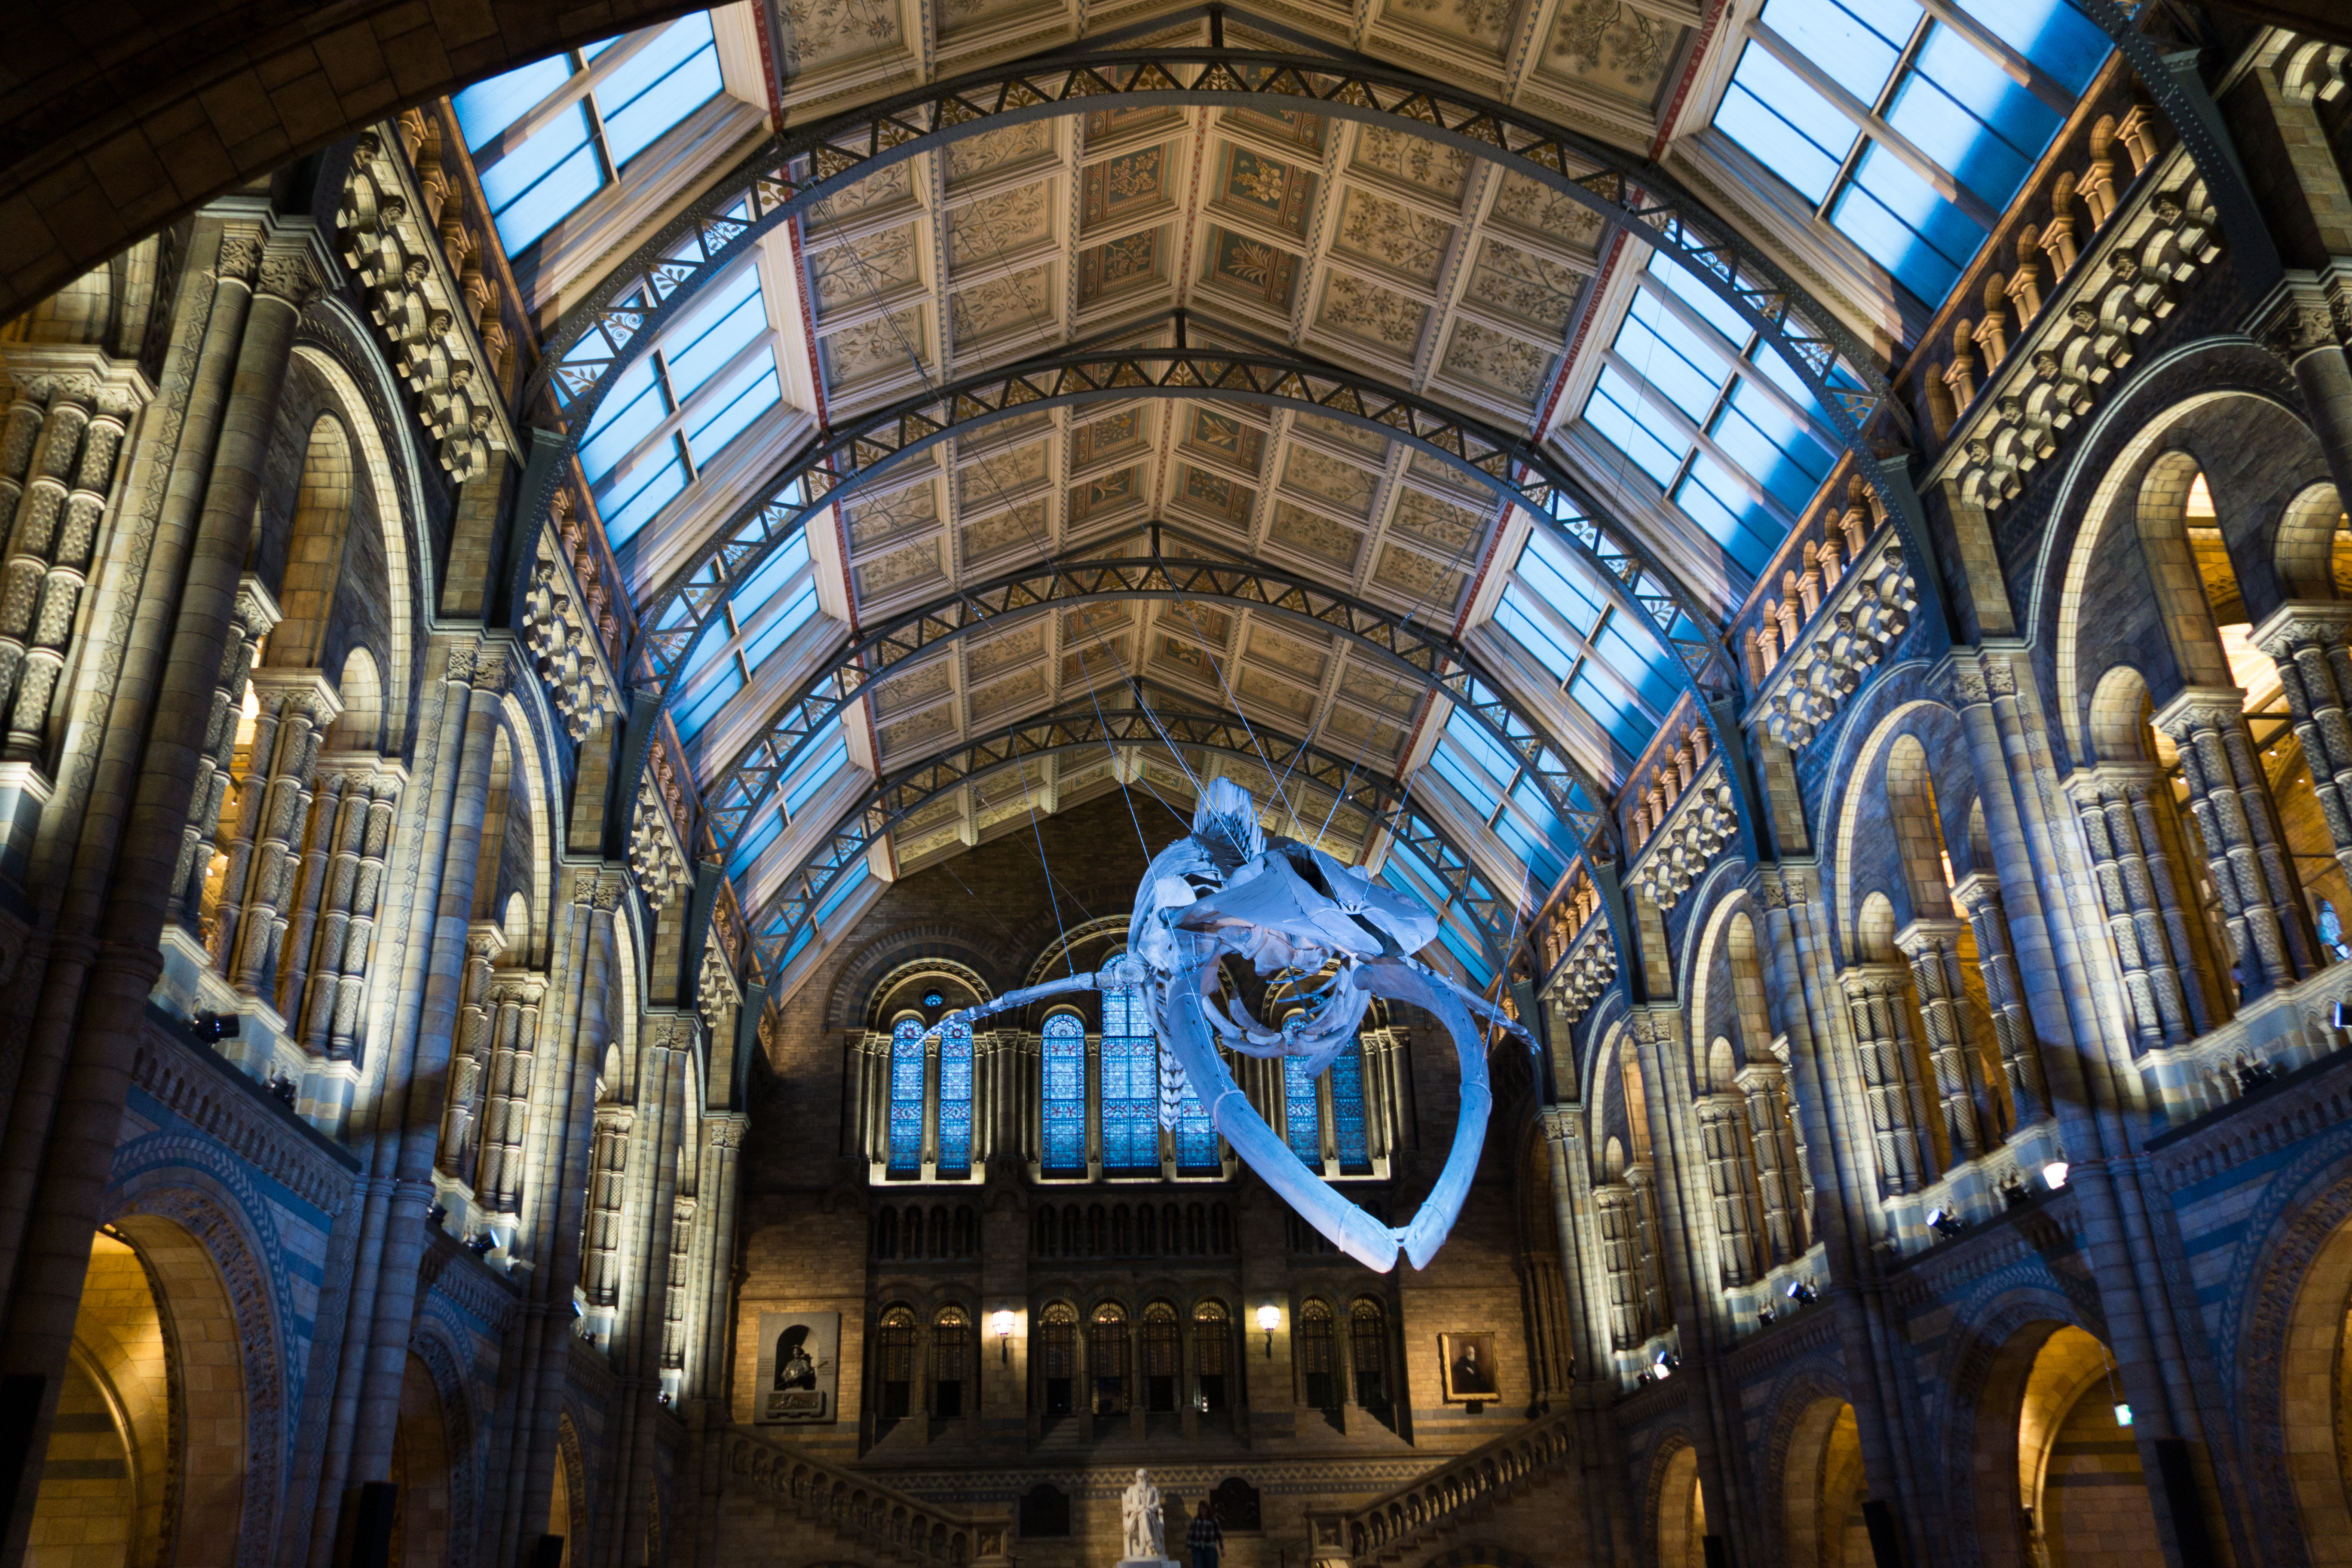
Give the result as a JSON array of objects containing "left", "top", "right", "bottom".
[{"left": 754, "top": 1310, "right": 842, "bottom": 1423}]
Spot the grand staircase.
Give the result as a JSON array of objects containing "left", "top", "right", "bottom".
[
  {"left": 726, "top": 1426, "right": 1011, "bottom": 1568},
  {"left": 1326, "top": 1407, "right": 1579, "bottom": 1564}
]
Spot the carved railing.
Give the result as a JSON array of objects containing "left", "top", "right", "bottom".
[
  {"left": 1549, "top": 913, "right": 1616, "bottom": 1026},
  {"left": 725, "top": 1428, "right": 1010, "bottom": 1568},
  {"left": 1628, "top": 756, "right": 1736, "bottom": 916},
  {"left": 1338, "top": 1407, "right": 1579, "bottom": 1562},
  {"left": 1534, "top": 864, "right": 1601, "bottom": 978}
]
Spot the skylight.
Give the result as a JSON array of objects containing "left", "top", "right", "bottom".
[
  {"left": 1581, "top": 254, "right": 1838, "bottom": 579},
  {"left": 1426, "top": 710, "right": 1584, "bottom": 897},
  {"left": 573, "top": 257, "right": 783, "bottom": 550},
  {"left": 453, "top": 12, "right": 724, "bottom": 257},
  {"left": 1710, "top": 0, "right": 2106, "bottom": 304},
  {"left": 673, "top": 530, "right": 822, "bottom": 747},
  {"left": 1488, "top": 527, "right": 1682, "bottom": 763}
]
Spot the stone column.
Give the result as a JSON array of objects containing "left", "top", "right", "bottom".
[
  {"left": 2262, "top": 283, "right": 2352, "bottom": 515},
  {"left": 1896, "top": 919, "right": 1989, "bottom": 1165},
  {"left": 1735, "top": 1060, "right": 1803, "bottom": 1265},
  {"left": 475, "top": 981, "right": 545, "bottom": 1220},
  {"left": 165, "top": 576, "right": 278, "bottom": 931},
  {"left": 2155, "top": 685, "right": 2321, "bottom": 991},
  {"left": 2256, "top": 600, "right": 2352, "bottom": 886},
  {"left": 584, "top": 1102, "right": 635, "bottom": 1331},
  {"left": 0, "top": 233, "right": 322, "bottom": 1565},
  {"left": 0, "top": 377, "right": 132, "bottom": 761},
  {"left": 1838, "top": 964, "right": 1933, "bottom": 1196},
  {"left": 276, "top": 768, "right": 345, "bottom": 1022},
  {"left": 225, "top": 670, "right": 340, "bottom": 995},
  {"left": 435, "top": 927, "right": 506, "bottom": 1181},
  {"left": 1624, "top": 1161, "right": 1669, "bottom": 1335},
  {"left": 1694, "top": 1094, "right": 1763, "bottom": 1286},
  {"left": 1951, "top": 873, "right": 2047, "bottom": 1124},
  {"left": 2064, "top": 765, "right": 2208, "bottom": 1048},
  {"left": 1590, "top": 1181, "right": 1644, "bottom": 1353}
]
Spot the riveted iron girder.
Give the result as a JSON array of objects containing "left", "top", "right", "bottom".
[
  {"left": 637, "top": 348, "right": 1728, "bottom": 731},
  {"left": 746, "top": 692, "right": 1536, "bottom": 978},
  {"left": 702, "top": 533, "right": 1618, "bottom": 870}
]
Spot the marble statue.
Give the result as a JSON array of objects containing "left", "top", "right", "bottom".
[
  {"left": 928, "top": 779, "right": 1532, "bottom": 1271},
  {"left": 1121, "top": 1469, "right": 1165, "bottom": 1562}
]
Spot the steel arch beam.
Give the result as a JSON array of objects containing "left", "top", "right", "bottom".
[
  {"left": 701, "top": 529, "right": 1620, "bottom": 866},
  {"left": 641, "top": 347, "right": 1724, "bottom": 743},
  {"left": 745, "top": 692, "right": 1536, "bottom": 977}
]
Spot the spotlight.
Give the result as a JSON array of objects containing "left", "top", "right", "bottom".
[
  {"left": 1927, "top": 1207, "right": 1966, "bottom": 1238},
  {"left": 2113, "top": 1402, "right": 2134, "bottom": 1427},
  {"left": 1785, "top": 1278, "right": 1818, "bottom": 1305},
  {"left": 467, "top": 1231, "right": 496, "bottom": 1255},
  {"left": 426, "top": 1202, "right": 448, "bottom": 1227},
  {"left": 191, "top": 1009, "right": 241, "bottom": 1043},
  {"left": 1635, "top": 1369, "right": 1655, "bottom": 1385},
  {"left": 1652, "top": 1350, "right": 1678, "bottom": 1379},
  {"left": 1999, "top": 1174, "right": 2029, "bottom": 1209},
  {"left": 2041, "top": 1160, "right": 2070, "bottom": 1191}
]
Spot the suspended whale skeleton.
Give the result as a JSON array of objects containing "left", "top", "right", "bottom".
[{"left": 925, "top": 778, "right": 1533, "bottom": 1271}]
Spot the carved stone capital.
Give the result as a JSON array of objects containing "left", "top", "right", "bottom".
[
  {"left": 216, "top": 233, "right": 263, "bottom": 285},
  {"left": 446, "top": 644, "right": 477, "bottom": 685},
  {"left": 2151, "top": 683, "right": 2247, "bottom": 741},
  {"left": 2063, "top": 761, "right": 2161, "bottom": 807},
  {"left": 571, "top": 869, "right": 600, "bottom": 905},
  {"left": 470, "top": 647, "right": 511, "bottom": 694},
  {"left": 707, "top": 1115, "right": 749, "bottom": 1150},
  {"left": 257, "top": 251, "right": 326, "bottom": 309},
  {"left": 1938, "top": 658, "right": 1992, "bottom": 709},
  {"left": 1894, "top": 917, "right": 1971, "bottom": 960},
  {"left": 2260, "top": 287, "right": 2345, "bottom": 364},
  {"left": 1950, "top": 870, "right": 2003, "bottom": 920},
  {"left": 594, "top": 874, "right": 627, "bottom": 912},
  {"left": 2251, "top": 600, "right": 2352, "bottom": 660}
]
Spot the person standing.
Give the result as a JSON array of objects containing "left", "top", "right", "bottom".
[{"left": 1187, "top": 1500, "right": 1224, "bottom": 1568}]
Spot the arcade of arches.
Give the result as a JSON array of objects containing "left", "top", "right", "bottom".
[{"left": 17, "top": 3, "right": 2352, "bottom": 1568}]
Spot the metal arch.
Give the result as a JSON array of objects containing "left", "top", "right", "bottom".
[
  {"left": 744, "top": 692, "right": 1533, "bottom": 977},
  {"left": 642, "top": 346, "right": 1724, "bottom": 738},
  {"left": 701, "top": 528, "right": 1622, "bottom": 866},
  {"left": 531, "top": 49, "right": 1894, "bottom": 434}
]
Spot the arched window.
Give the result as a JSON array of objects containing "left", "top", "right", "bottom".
[
  {"left": 1283, "top": 1055, "right": 1321, "bottom": 1166},
  {"left": 937, "top": 1017, "right": 973, "bottom": 1176},
  {"left": 933, "top": 1306, "right": 970, "bottom": 1418},
  {"left": 1090, "top": 1303, "right": 1130, "bottom": 1415},
  {"left": 2323, "top": 899, "right": 2348, "bottom": 961},
  {"left": 1298, "top": 1299, "right": 1337, "bottom": 1410},
  {"left": 1038, "top": 1302, "right": 1078, "bottom": 1416},
  {"left": 1043, "top": 1013, "right": 1085, "bottom": 1175},
  {"left": 876, "top": 1307, "right": 918, "bottom": 1423},
  {"left": 1331, "top": 1039, "right": 1370, "bottom": 1173},
  {"left": 1194, "top": 1301, "right": 1231, "bottom": 1413},
  {"left": 1349, "top": 1299, "right": 1392, "bottom": 1427},
  {"left": 1173, "top": 1048, "right": 1219, "bottom": 1173},
  {"left": 888, "top": 1019, "right": 925, "bottom": 1176},
  {"left": 1141, "top": 1301, "right": 1181, "bottom": 1412},
  {"left": 1100, "top": 982, "right": 1157, "bottom": 1173}
]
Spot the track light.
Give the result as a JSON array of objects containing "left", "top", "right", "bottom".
[{"left": 1785, "top": 1278, "right": 1818, "bottom": 1305}]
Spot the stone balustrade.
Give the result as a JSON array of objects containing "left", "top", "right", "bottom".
[
  {"left": 1336, "top": 1407, "right": 1578, "bottom": 1562},
  {"left": 1747, "top": 523, "right": 1917, "bottom": 752},
  {"left": 726, "top": 1429, "right": 1008, "bottom": 1568}
]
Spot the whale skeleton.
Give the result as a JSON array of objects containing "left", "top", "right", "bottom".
[{"left": 926, "top": 778, "right": 1533, "bottom": 1272}]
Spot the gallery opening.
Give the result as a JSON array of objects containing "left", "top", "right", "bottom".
[{"left": 5, "top": 0, "right": 2352, "bottom": 1563}]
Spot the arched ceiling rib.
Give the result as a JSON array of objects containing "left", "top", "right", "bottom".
[
  {"left": 699, "top": 524, "right": 1621, "bottom": 863},
  {"left": 739, "top": 686, "right": 1543, "bottom": 976}
]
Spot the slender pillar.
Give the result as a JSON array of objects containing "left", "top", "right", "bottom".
[
  {"left": 1896, "top": 919, "right": 1991, "bottom": 1165},
  {"left": 2155, "top": 686, "right": 2320, "bottom": 992},
  {"left": 2256, "top": 600, "right": 2352, "bottom": 888},
  {"left": 1694, "top": 1094, "right": 1763, "bottom": 1285},
  {"left": 1951, "top": 873, "right": 2048, "bottom": 1124},
  {"left": 1735, "top": 1060, "right": 1804, "bottom": 1264},
  {"left": 1839, "top": 964, "right": 1934, "bottom": 1195}
]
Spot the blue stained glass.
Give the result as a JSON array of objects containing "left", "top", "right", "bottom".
[
  {"left": 1173, "top": 1047, "right": 1219, "bottom": 1173},
  {"left": 1283, "top": 1056, "right": 1321, "bottom": 1168},
  {"left": 1101, "top": 988, "right": 1157, "bottom": 1173},
  {"left": 888, "top": 1020, "right": 925, "bottom": 1174},
  {"left": 937, "top": 1019, "right": 973, "bottom": 1177},
  {"left": 1331, "top": 1043, "right": 1370, "bottom": 1174},
  {"left": 1042, "top": 1014, "right": 1085, "bottom": 1173}
]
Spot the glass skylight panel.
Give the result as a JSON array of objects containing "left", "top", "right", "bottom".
[
  {"left": 1570, "top": 667, "right": 1651, "bottom": 756},
  {"left": 784, "top": 733, "right": 849, "bottom": 818},
  {"left": 1617, "top": 293, "right": 1730, "bottom": 422},
  {"left": 663, "top": 265, "right": 767, "bottom": 400},
  {"left": 1491, "top": 809, "right": 1567, "bottom": 894},
  {"left": 1715, "top": 383, "right": 1834, "bottom": 512},
  {"left": 732, "top": 532, "right": 812, "bottom": 622},
  {"left": 1585, "top": 369, "right": 1687, "bottom": 490},
  {"left": 674, "top": 661, "right": 743, "bottom": 744},
  {"left": 579, "top": 360, "right": 669, "bottom": 485},
  {"left": 684, "top": 358, "right": 781, "bottom": 462},
  {"left": 740, "top": 582, "right": 818, "bottom": 671},
  {"left": 454, "top": 57, "right": 575, "bottom": 148},
  {"left": 1713, "top": 0, "right": 2110, "bottom": 309},
  {"left": 726, "top": 809, "right": 782, "bottom": 882},
  {"left": 478, "top": 102, "right": 604, "bottom": 255},
  {"left": 592, "top": 14, "right": 721, "bottom": 167},
  {"left": 602, "top": 448, "right": 690, "bottom": 550},
  {"left": 815, "top": 858, "right": 870, "bottom": 926}
]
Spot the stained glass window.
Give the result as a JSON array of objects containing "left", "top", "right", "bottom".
[
  {"left": 1332, "top": 1041, "right": 1370, "bottom": 1175},
  {"left": 887, "top": 1019, "right": 924, "bottom": 1176},
  {"left": 1042, "top": 1014, "right": 1085, "bottom": 1175},
  {"left": 937, "top": 1018, "right": 973, "bottom": 1178},
  {"left": 1173, "top": 1048, "right": 1219, "bottom": 1174},
  {"left": 1101, "top": 983, "right": 1158, "bottom": 1174},
  {"left": 1283, "top": 1055, "right": 1322, "bottom": 1168}
]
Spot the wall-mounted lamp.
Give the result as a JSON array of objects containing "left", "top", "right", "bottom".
[
  {"left": 1256, "top": 1304, "right": 1280, "bottom": 1358},
  {"left": 993, "top": 1309, "right": 1015, "bottom": 1363},
  {"left": 2113, "top": 1402, "right": 2134, "bottom": 1428},
  {"left": 2041, "top": 1160, "right": 2070, "bottom": 1191}
]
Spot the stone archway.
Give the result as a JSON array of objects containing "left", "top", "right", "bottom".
[
  {"left": 1961, "top": 1319, "right": 2162, "bottom": 1568},
  {"left": 1651, "top": 1442, "right": 1704, "bottom": 1568},
  {"left": 1780, "top": 1396, "right": 1867, "bottom": 1568}
]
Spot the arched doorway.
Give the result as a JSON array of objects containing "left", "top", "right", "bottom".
[
  {"left": 1654, "top": 1442, "right": 1704, "bottom": 1568},
  {"left": 1969, "top": 1321, "right": 2161, "bottom": 1567},
  {"left": 391, "top": 1352, "right": 453, "bottom": 1568},
  {"left": 1782, "top": 1397, "right": 1867, "bottom": 1568}
]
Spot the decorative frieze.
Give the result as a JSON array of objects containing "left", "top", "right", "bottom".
[
  {"left": 1627, "top": 762, "right": 1736, "bottom": 914},
  {"left": 1750, "top": 528, "right": 1917, "bottom": 752},
  {"left": 1547, "top": 917, "right": 1616, "bottom": 1024},
  {"left": 336, "top": 118, "right": 517, "bottom": 482}
]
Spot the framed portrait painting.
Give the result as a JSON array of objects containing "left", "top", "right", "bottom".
[
  {"left": 1438, "top": 1331, "right": 1500, "bottom": 1403},
  {"left": 754, "top": 1310, "right": 842, "bottom": 1423}
]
